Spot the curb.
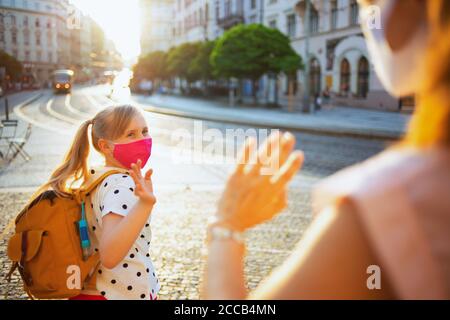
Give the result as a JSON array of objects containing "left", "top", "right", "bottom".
[
  {"left": 12, "top": 91, "right": 44, "bottom": 114},
  {"left": 135, "top": 97, "right": 403, "bottom": 141}
]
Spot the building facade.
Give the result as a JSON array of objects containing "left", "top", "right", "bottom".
[
  {"left": 0, "top": 0, "right": 122, "bottom": 86},
  {"left": 0, "top": 0, "right": 72, "bottom": 85},
  {"left": 140, "top": 0, "right": 175, "bottom": 55},
  {"left": 139, "top": 0, "right": 401, "bottom": 111}
]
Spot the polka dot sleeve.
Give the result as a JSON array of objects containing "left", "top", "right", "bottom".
[{"left": 98, "top": 174, "right": 138, "bottom": 218}]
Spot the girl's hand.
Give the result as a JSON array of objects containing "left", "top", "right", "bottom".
[
  {"left": 215, "top": 131, "right": 304, "bottom": 232},
  {"left": 129, "top": 159, "right": 156, "bottom": 207}
]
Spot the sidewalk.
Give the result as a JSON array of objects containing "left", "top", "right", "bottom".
[{"left": 132, "top": 93, "right": 411, "bottom": 140}]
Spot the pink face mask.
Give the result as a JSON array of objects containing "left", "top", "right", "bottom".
[{"left": 111, "top": 137, "right": 152, "bottom": 169}]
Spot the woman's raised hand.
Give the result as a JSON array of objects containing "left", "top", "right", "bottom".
[
  {"left": 215, "top": 131, "right": 304, "bottom": 232},
  {"left": 130, "top": 159, "right": 156, "bottom": 206}
]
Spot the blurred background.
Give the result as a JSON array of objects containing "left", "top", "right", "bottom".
[{"left": 0, "top": 0, "right": 415, "bottom": 112}]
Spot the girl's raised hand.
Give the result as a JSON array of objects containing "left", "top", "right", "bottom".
[
  {"left": 130, "top": 159, "right": 156, "bottom": 206},
  {"left": 215, "top": 131, "right": 304, "bottom": 232}
]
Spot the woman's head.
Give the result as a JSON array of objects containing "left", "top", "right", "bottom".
[
  {"left": 358, "top": 0, "right": 450, "bottom": 147},
  {"left": 37, "top": 105, "right": 149, "bottom": 198}
]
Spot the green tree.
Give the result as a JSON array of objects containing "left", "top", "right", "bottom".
[
  {"left": 134, "top": 50, "right": 168, "bottom": 81},
  {"left": 167, "top": 42, "right": 202, "bottom": 92},
  {"left": 0, "top": 50, "right": 23, "bottom": 82},
  {"left": 188, "top": 40, "right": 216, "bottom": 95},
  {"left": 211, "top": 24, "right": 303, "bottom": 105}
]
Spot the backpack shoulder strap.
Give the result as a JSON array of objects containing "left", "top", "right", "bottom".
[{"left": 72, "top": 166, "right": 131, "bottom": 204}]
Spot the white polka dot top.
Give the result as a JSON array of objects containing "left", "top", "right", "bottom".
[{"left": 87, "top": 173, "right": 161, "bottom": 300}]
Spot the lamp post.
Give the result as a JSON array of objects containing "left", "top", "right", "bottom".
[
  {"left": 0, "top": 10, "right": 15, "bottom": 120},
  {"left": 295, "top": 0, "right": 311, "bottom": 113}
]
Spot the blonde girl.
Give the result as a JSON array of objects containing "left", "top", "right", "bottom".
[{"left": 35, "top": 105, "right": 160, "bottom": 300}]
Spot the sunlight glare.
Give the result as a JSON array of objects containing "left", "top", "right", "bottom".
[{"left": 69, "top": 0, "right": 141, "bottom": 61}]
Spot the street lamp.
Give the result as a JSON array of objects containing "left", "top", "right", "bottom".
[
  {"left": 295, "top": 0, "right": 311, "bottom": 113},
  {"left": 0, "top": 10, "right": 15, "bottom": 121}
]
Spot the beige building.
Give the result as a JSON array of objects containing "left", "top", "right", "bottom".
[
  {"left": 277, "top": 0, "right": 398, "bottom": 110},
  {"left": 0, "top": 0, "right": 122, "bottom": 86},
  {"left": 139, "top": 0, "right": 175, "bottom": 55},
  {"left": 0, "top": 0, "right": 72, "bottom": 85}
]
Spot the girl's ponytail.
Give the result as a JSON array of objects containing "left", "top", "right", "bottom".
[
  {"left": 32, "top": 119, "right": 92, "bottom": 199},
  {"left": 31, "top": 104, "right": 143, "bottom": 200}
]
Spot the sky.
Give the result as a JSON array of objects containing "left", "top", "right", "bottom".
[{"left": 69, "top": 0, "right": 141, "bottom": 62}]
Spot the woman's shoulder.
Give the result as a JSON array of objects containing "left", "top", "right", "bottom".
[
  {"left": 313, "top": 147, "right": 450, "bottom": 299},
  {"left": 313, "top": 146, "right": 450, "bottom": 214}
]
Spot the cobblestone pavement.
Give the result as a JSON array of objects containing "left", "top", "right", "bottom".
[{"left": 0, "top": 87, "right": 387, "bottom": 300}]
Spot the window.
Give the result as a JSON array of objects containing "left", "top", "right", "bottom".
[
  {"left": 37, "top": 50, "right": 42, "bottom": 62},
  {"left": 330, "top": 0, "right": 338, "bottom": 30},
  {"left": 48, "top": 52, "right": 53, "bottom": 63},
  {"left": 23, "top": 15, "right": 29, "bottom": 27},
  {"left": 251, "top": 0, "right": 256, "bottom": 9},
  {"left": 269, "top": 20, "right": 277, "bottom": 29},
  {"left": 287, "top": 14, "right": 296, "bottom": 38},
  {"left": 309, "top": 58, "right": 321, "bottom": 96},
  {"left": 0, "top": 31, "right": 4, "bottom": 43},
  {"left": 25, "top": 50, "right": 30, "bottom": 61},
  {"left": 36, "top": 33, "right": 41, "bottom": 45},
  {"left": 35, "top": 18, "right": 40, "bottom": 28},
  {"left": 357, "top": 57, "right": 369, "bottom": 98},
  {"left": 350, "top": 0, "right": 359, "bottom": 25},
  {"left": 12, "top": 31, "right": 17, "bottom": 44},
  {"left": 309, "top": 7, "right": 319, "bottom": 34},
  {"left": 225, "top": 0, "right": 231, "bottom": 17},
  {"left": 340, "top": 58, "right": 350, "bottom": 95},
  {"left": 287, "top": 74, "right": 298, "bottom": 96},
  {"left": 24, "top": 30, "right": 30, "bottom": 45}
]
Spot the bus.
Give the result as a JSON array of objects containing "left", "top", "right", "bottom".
[{"left": 52, "top": 69, "right": 74, "bottom": 93}]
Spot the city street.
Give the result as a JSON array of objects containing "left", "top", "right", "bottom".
[{"left": 0, "top": 85, "right": 389, "bottom": 299}]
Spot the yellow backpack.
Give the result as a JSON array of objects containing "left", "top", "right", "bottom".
[{"left": 6, "top": 166, "right": 130, "bottom": 299}]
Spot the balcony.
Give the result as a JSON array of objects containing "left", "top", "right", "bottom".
[{"left": 217, "top": 13, "right": 244, "bottom": 30}]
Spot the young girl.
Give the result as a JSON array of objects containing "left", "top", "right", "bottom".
[{"left": 35, "top": 105, "right": 160, "bottom": 300}]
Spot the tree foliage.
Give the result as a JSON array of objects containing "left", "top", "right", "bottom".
[
  {"left": 0, "top": 50, "right": 23, "bottom": 81},
  {"left": 166, "top": 42, "right": 202, "bottom": 82},
  {"left": 133, "top": 50, "right": 168, "bottom": 81},
  {"left": 188, "top": 40, "right": 216, "bottom": 81},
  {"left": 210, "top": 24, "right": 303, "bottom": 81}
]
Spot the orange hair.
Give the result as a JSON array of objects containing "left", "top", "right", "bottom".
[{"left": 405, "top": 0, "right": 450, "bottom": 147}]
